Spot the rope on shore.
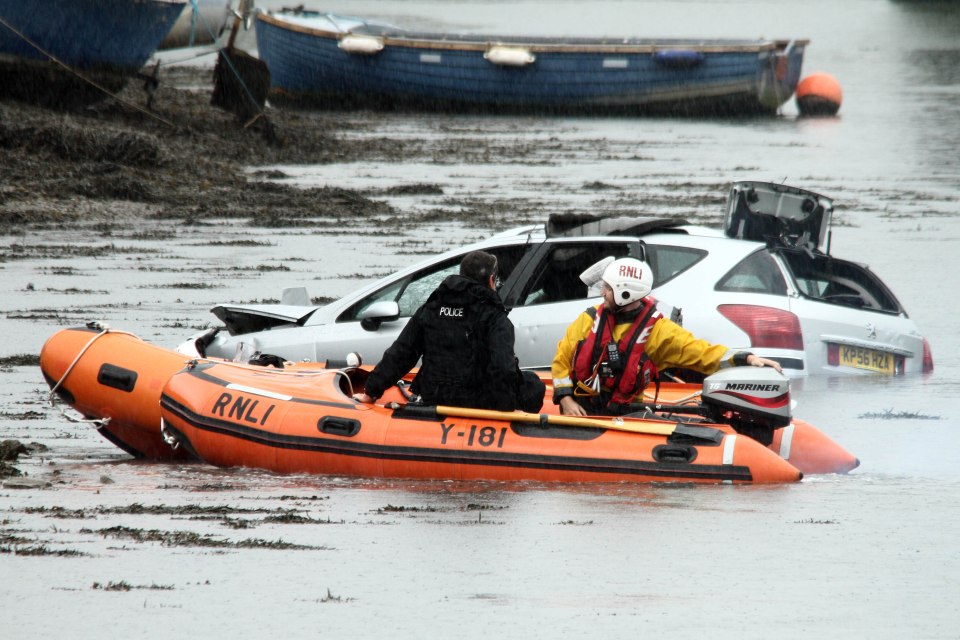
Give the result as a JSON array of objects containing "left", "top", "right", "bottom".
[{"left": 0, "top": 15, "right": 178, "bottom": 129}]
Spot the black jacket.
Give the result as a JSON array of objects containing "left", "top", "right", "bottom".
[{"left": 364, "top": 274, "right": 521, "bottom": 411}]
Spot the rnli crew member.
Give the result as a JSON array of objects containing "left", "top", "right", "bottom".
[
  {"left": 553, "top": 256, "right": 782, "bottom": 417},
  {"left": 354, "top": 250, "right": 545, "bottom": 412}
]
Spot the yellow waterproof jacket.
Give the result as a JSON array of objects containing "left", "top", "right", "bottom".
[{"left": 552, "top": 304, "right": 737, "bottom": 402}]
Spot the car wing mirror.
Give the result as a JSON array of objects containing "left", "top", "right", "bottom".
[{"left": 359, "top": 301, "right": 400, "bottom": 331}]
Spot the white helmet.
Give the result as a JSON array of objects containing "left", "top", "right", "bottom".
[{"left": 602, "top": 257, "right": 653, "bottom": 306}]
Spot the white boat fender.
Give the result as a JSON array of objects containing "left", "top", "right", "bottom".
[
  {"left": 652, "top": 49, "right": 704, "bottom": 69},
  {"left": 339, "top": 34, "right": 384, "bottom": 55},
  {"left": 484, "top": 45, "right": 535, "bottom": 67}
]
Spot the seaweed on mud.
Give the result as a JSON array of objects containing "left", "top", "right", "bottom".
[
  {"left": 82, "top": 525, "right": 326, "bottom": 550},
  {"left": 465, "top": 503, "right": 508, "bottom": 511},
  {"left": 582, "top": 181, "right": 621, "bottom": 191},
  {"left": 0, "top": 411, "right": 45, "bottom": 420},
  {"left": 0, "top": 120, "right": 164, "bottom": 166},
  {"left": 98, "top": 503, "right": 304, "bottom": 517},
  {"left": 92, "top": 581, "right": 174, "bottom": 591},
  {"left": 262, "top": 513, "right": 341, "bottom": 525},
  {"left": 857, "top": 409, "right": 941, "bottom": 420},
  {"left": 377, "top": 504, "right": 443, "bottom": 513},
  {"left": 0, "top": 462, "right": 22, "bottom": 478},
  {"left": 0, "top": 67, "right": 387, "bottom": 234},
  {"left": 2, "top": 243, "right": 159, "bottom": 260},
  {"left": 0, "top": 440, "right": 29, "bottom": 461},
  {"left": 23, "top": 506, "right": 91, "bottom": 519},
  {"left": 382, "top": 183, "right": 445, "bottom": 196},
  {"left": 0, "top": 545, "right": 87, "bottom": 557},
  {"left": 794, "top": 518, "right": 838, "bottom": 525},
  {"left": 195, "top": 239, "right": 273, "bottom": 247},
  {"left": 147, "top": 282, "right": 221, "bottom": 290},
  {"left": 0, "top": 354, "right": 39, "bottom": 367}
]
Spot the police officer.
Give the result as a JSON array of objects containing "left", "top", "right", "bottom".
[
  {"left": 553, "top": 256, "right": 782, "bottom": 417},
  {"left": 354, "top": 250, "right": 545, "bottom": 412}
]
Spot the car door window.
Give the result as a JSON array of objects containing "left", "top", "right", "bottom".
[
  {"left": 644, "top": 245, "right": 707, "bottom": 287},
  {"left": 516, "top": 241, "right": 636, "bottom": 306},
  {"left": 716, "top": 250, "right": 788, "bottom": 295},
  {"left": 337, "top": 245, "right": 530, "bottom": 322}
]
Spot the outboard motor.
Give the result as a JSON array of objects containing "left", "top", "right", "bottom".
[{"left": 701, "top": 367, "right": 791, "bottom": 445}]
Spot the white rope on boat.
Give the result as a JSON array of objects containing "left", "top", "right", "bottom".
[
  {"left": 54, "top": 405, "right": 112, "bottom": 429},
  {"left": 48, "top": 322, "right": 110, "bottom": 401},
  {"left": 47, "top": 322, "right": 140, "bottom": 429}
]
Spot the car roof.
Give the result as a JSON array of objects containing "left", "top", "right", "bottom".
[{"left": 270, "top": 218, "right": 766, "bottom": 318}]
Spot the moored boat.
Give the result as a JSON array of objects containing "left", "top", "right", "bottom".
[
  {"left": 0, "top": 0, "right": 187, "bottom": 107},
  {"left": 254, "top": 8, "right": 807, "bottom": 116},
  {"left": 40, "top": 324, "right": 858, "bottom": 479}
]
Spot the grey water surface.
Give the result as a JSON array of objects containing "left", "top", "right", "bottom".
[{"left": 2, "top": 1, "right": 959, "bottom": 638}]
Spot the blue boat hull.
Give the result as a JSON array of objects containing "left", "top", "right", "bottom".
[
  {"left": 0, "top": 0, "right": 186, "bottom": 106},
  {"left": 255, "top": 11, "right": 806, "bottom": 116}
]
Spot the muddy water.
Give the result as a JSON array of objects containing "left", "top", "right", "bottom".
[{"left": 2, "top": 0, "right": 960, "bottom": 638}]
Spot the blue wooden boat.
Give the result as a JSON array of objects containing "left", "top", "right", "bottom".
[
  {"left": 254, "top": 8, "right": 807, "bottom": 116},
  {"left": 0, "top": 0, "right": 187, "bottom": 106}
]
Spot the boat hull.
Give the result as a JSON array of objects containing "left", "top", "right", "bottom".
[
  {"left": 159, "top": 360, "right": 801, "bottom": 484},
  {"left": 254, "top": 10, "right": 806, "bottom": 116},
  {"left": 0, "top": 0, "right": 186, "bottom": 106},
  {"left": 39, "top": 326, "right": 855, "bottom": 477}
]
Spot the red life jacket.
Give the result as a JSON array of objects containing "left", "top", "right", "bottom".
[{"left": 571, "top": 299, "right": 662, "bottom": 410}]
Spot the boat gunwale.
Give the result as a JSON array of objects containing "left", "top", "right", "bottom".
[{"left": 257, "top": 12, "right": 808, "bottom": 55}]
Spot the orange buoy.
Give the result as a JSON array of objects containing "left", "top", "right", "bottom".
[{"left": 796, "top": 72, "right": 843, "bottom": 116}]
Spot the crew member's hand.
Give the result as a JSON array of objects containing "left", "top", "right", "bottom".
[
  {"left": 559, "top": 396, "right": 587, "bottom": 417},
  {"left": 746, "top": 355, "right": 783, "bottom": 373},
  {"left": 353, "top": 392, "right": 375, "bottom": 403}
]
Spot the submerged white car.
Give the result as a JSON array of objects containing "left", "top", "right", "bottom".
[{"left": 182, "top": 181, "right": 934, "bottom": 377}]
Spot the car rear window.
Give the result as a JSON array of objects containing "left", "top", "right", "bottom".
[
  {"left": 645, "top": 245, "right": 708, "bottom": 287},
  {"left": 716, "top": 250, "right": 788, "bottom": 295},
  {"left": 778, "top": 250, "right": 903, "bottom": 313}
]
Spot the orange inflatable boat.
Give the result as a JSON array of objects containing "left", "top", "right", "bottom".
[
  {"left": 158, "top": 358, "right": 801, "bottom": 484},
  {"left": 39, "top": 324, "right": 857, "bottom": 480}
]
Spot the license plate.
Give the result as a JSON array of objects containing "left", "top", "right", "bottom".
[{"left": 837, "top": 344, "right": 895, "bottom": 374}]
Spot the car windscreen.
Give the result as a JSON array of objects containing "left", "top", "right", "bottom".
[{"left": 777, "top": 249, "right": 903, "bottom": 314}]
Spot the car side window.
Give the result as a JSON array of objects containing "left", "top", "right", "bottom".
[
  {"left": 644, "top": 245, "right": 707, "bottom": 287},
  {"left": 337, "top": 257, "right": 460, "bottom": 323},
  {"left": 337, "top": 245, "right": 530, "bottom": 322},
  {"left": 716, "top": 250, "right": 788, "bottom": 295},
  {"left": 517, "top": 242, "right": 634, "bottom": 306}
]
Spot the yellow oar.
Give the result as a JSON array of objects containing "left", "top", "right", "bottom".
[{"left": 435, "top": 405, "right": 719, "bottom": 441}]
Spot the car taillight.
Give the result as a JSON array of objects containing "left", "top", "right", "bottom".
[
  {"left": 717, "top": 304, "right": 804, "bottom": 350},
  {"left": 922, "top": 338, "right": 934, "bottom": 373}
]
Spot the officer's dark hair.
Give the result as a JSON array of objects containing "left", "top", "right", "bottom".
[{"left": 460, "top": 250, "right": 498, "bottom": 284}]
